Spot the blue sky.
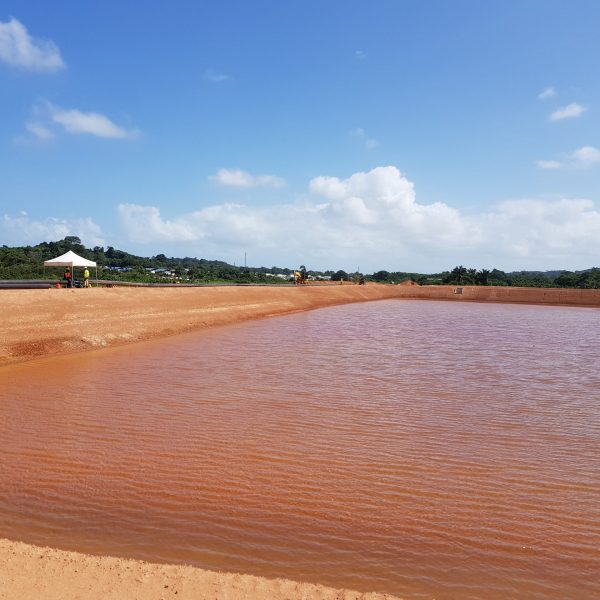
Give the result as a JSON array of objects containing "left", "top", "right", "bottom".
[{"left": 1, "top": 0, "right": 599, "bottom": 272}]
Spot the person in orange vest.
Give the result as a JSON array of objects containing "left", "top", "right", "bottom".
[{"left": 64, "top": 267, "right": 72, "bottom": 288}]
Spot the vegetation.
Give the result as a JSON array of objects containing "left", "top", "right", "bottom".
[
  {"left": 364, "top": 265, "right": 600, "bottom": 289},
  {"left": 438, "top": 265, "right": 600, "bottom": 289},
  {"left": 0, "top": 237, "right": 290, "bottom": 284},
  {"left": 0, "top": 237, "right": 598, "bottom": 288}
]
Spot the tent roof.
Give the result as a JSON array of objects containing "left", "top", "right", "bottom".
[{"left": 44, "top": 250, "right": 97, "bottom": 268}]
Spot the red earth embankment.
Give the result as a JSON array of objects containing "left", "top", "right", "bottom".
[
  {"left": 397, "top": 283, "right": 600, "bottom": 306},
  {"left": 0, "top": 283, "right": 598, "bottom": 366}
]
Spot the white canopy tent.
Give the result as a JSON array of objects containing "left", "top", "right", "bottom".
[{"left": 44, "top": 250, "right": 98, "bottom": 286}]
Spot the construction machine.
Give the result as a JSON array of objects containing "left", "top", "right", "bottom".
[{"left": 294, "top": 265, "right": 308, "bottom": 285}]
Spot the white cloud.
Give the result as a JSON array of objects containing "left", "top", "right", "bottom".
[
  {"left": 536, "top": 159, "right": 561, "bottom": 170},
  {"left": 476, "top": 198, "right": 600, "bottom": 261},
  {"left": 119, "top": 202, "right": 278, "bottom": 250},
  {"left": 351, "top": 127, "right": 380, "bottom": 150},
  {"left": 549, "top": 102, "right": 588, "bottom": 121},
  {"left": 18, "top": 102, "right": 140, "bottom": 141},
  {"left": 7, "top": 168, "right": 595, "bottom": 272},
  {"left": 571, "top": 145, "right": 600, "bottom": 166},
  {"left": 210, "top": 168, "right": 286, "bottom": 189},
  {"left": 537, "top": 146, "right": 600, "bottom": 170},
  {"left": 117, "top": 205, "right": 199, "bottom": 243},
  {"left": 1, "top": 212, "right": 104, "bottom": 247},
  {"left": 0, "top": 17, "right": 65, "bottom": 71},
  {"left": 538, "top": 87, "right": 556, "bottom": 100},
  {"left": 117, "top": 166, "right": 600, "bottom": 271},
  {"left": 25, "top": 121, "right": 54, "bottom": 140},
  {"left": 50, "top": 106, "right": 139, "bottom": 139},
  {"left": 204, "top": 69, "right": 231, "bottom": 83},
  {"left": 355, "top": 50, "right": 366, "bottom": 60}
]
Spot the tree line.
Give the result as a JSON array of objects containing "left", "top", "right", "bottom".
[
  {"left": 369, "top": 265, "right": 600, "bottom": 288},
  {"left": 0, "top": 237, "right": 598, "bottom": 288},
  {"left": 0, "top": 237, "right": 286, "bottom": 284}
]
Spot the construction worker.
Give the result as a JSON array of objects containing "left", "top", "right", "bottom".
[{"left": 83, "top": 268, "right": 90, "bottom": 288}]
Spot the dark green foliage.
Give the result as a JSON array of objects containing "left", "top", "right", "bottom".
[
  {"left": 0, "top": 237, "right": 598, "bottom": 288},
  {"left": 364, "top": 265, "right": 599, "bottom": 289},
  {"left": 0, "top": 238, "right": 288, "bottom": 284},
  {"left": 439, "top": 266, "right": 600, "bottom": 288},
  {"left": 364, "top": 271, "right": 431, "bottom": 285},
  {"left": 331, "top": 270, "right": 349, "bottom": 281},
  {"left": 554, "top": 268, "right": 600, "bottom": 289},
  {"left": 371, "top": 270, "right": 390, "bottom": 281}
]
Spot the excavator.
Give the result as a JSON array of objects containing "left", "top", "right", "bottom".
[{"left": 293, "top": 265, "right": 308, "bottom": 285}]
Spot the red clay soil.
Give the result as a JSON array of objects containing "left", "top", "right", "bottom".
[
  {"left": 0, "top": 284, "right": 400, "bottom": 366},
  {"left": 1, "top": 283, "right": 598, "bottom": 367}
]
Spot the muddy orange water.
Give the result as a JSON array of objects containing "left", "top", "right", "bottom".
[{"left": 1, "top": 299, "right": 599, "bottom": 599}]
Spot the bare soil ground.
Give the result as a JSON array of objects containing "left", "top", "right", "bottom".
[
  {"left": 0, "top": 539, "right": 402, "bottom": 600},
  {"left": 0, "top": 284, "right": 404, "bottom": 367}
]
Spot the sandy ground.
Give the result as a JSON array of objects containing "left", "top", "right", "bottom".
[
  {"left": 0, "top": 539, "right": 401, "bottom": 600},
  {"left": 0, "top": 284, "right": 407, "bottom": 366},
  {"left": 1, "top": 284, "right": 406, "bottom": 599}
]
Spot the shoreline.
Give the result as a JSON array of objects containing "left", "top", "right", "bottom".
[
  {"left": 0, "top": 284, "right": 403, "bottom": 367},
  {"left": 1, "top": 283, "right": 599, "bottom": 367},
  {"left": 0, "top": 538, "right": 402, "bottom": 600}
]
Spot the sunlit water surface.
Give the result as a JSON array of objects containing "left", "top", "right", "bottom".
[{"left": 1, "top": 300, "right": 599, "bottom": 599}]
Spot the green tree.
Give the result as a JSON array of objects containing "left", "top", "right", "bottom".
[
  {"left": 331, "top": 270, "right": 348, "bottom": 281},
  {"left": 444, "top": 265, "right": 468, "bottom": 284},
  {"left": 371, "top": 270, "right": 390, "bottom": 282},
  {"left": 477, "top": 269, "right": 490, "bottom": 286}
]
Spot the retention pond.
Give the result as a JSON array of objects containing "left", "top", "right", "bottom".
[{"left": 1, "top": 300, "right": 599, "bottom": 599}]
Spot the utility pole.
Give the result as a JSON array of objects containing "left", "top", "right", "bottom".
[{"left": 244, "top": 252, "right": 247, "bottom": 268}]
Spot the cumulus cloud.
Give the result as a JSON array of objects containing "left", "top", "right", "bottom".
[
  {"left": 119, "top": 202, "right": 280, "bottom": 252},
  {"left": 0, "top": 17, "right": 65, "bottom": 71},
  {"left": 1, "top": 212, "right": 104, "bottom": 247},
  {"left": 476, "top": 198, "right": 600, "bottom": 261},
  {"left": 549, "top": 102, "right": 588, "bottom": 121},
  {"left": 538, "top": 87, "right": 556, "bottom": 100},
  {"left": 117, "top": 166, "right": 600, "bottom": 271},
  {"left": 210, "top": 168, "right": 286, "bottom": 189},
  {"left": 571, "top": 145, "right": 600, "bottom": 166},
  {"left": 117, "top": 205, "right": 200, "bottom": 243}
]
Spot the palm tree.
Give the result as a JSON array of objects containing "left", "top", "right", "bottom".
[
  {"left": 477, "top": 268, "right": 490, "bottom": 286},
  {"left": 453, "top": 265, "right": 468, "bottom": 284}
]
